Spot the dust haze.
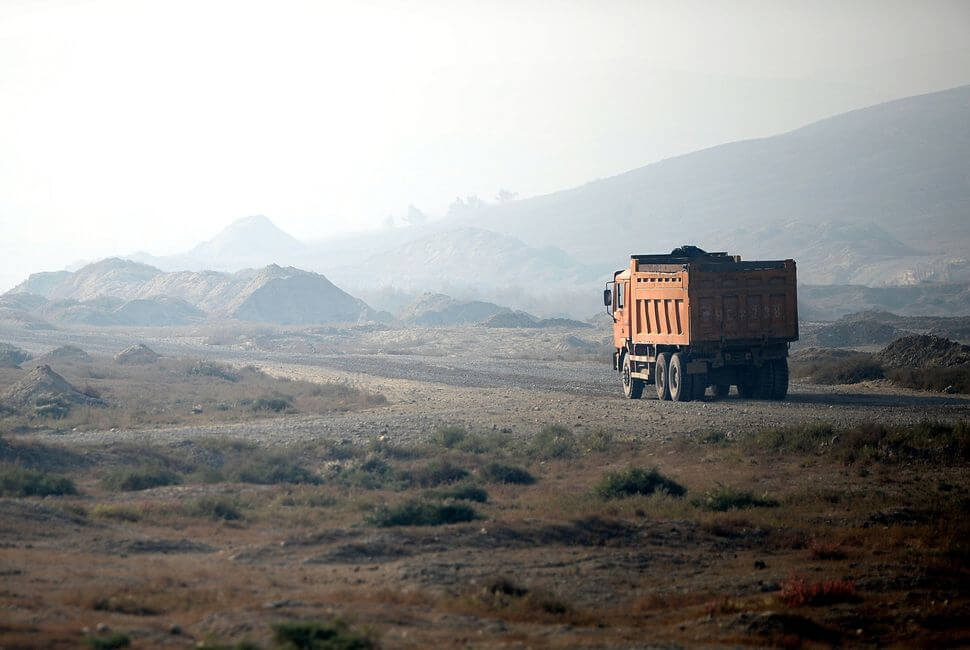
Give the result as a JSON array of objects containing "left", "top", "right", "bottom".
[{"left": 1, "top": 1, "right": 970, "bottom": 648}]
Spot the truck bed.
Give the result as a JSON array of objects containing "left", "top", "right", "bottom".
[{"left": 619, "top": 255, "right": 798, "bottom": 347}]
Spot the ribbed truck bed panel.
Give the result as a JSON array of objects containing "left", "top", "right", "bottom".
[{"left": 619, "top": 258, "right": 798, "bottom": 347}]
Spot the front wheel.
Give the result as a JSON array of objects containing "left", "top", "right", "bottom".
[
  {"left": 621, "top": 354, "right": 644, "bottom": 399},
  {"left": 655, "top": 353, "right": 670, "bottom": 401}
]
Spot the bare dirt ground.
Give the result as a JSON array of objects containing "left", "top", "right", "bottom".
[{"left": 1, "top": 323, "right": 969, "bottom": 648}]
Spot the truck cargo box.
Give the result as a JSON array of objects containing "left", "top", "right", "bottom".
[{"left": 606, "top": 251, "right": 798, "bottom": 402}]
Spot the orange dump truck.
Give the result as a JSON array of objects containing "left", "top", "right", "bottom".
[{"left": 604, "top": 250, "right": 798, "bottom": 401}]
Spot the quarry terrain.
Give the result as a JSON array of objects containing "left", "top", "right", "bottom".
[{"left": 0, "top": 319, "right": 968, "bottom": 649}]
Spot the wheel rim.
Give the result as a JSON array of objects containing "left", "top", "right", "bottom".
[
  {"left": 670, "top": 364, "right": 680, "bottom": 395},
  {"left": 623, "top": 362, "right": 631, "bottom": 389}
]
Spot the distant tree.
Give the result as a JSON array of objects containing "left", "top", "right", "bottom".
[
  {"left": 447, "top": 197, "right": 467, "bottom": 218},
  {"left": 464, "top": 195, "right": 486, "bottom": 210},
  {"left": 403, "top": 204, "right": 428, "bottom": 226},
  {"left": 496, "top": 188, "right": 518, "bottom": 203}
]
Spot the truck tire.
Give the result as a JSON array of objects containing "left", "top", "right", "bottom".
[
  {"left": 737, "top": 367, "right": 758, "bottom": 399},
  {"left": 668, "top": 353, "right": 692, "bottom": 402},
  {"left": 712, "top": 383, "right": 730, "bottom": 399},
  {"left": 655, "top": 353, "right": 670, "bottom": 401},
  {"left": 621, "top": 354, "right": 644, "bottom": 400},
  {"left": 770, "top": 359, "right": 789, "bottom": 400},
  {"left": 757, "top": 362, "right": 775, "bottom": 399}
]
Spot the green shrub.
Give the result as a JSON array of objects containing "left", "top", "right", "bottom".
[
  {"left": 482, "top": 462, "right": 536, "bottom": 485},
  {"left": 435, "top": 425, "right": 467, "bottom": 448},
  {"left": 187, "top": 360, "right": 240, "bottom": 382},
  {"left": 85, "top": 634, "right": 130, "bottom": 650},
  {"left": 234, "top": 457, "right": 320, "bottom": 485},
  {"left": 580, "top": 429, "right": 614, "bottom": 453},
  {"left": 366, "top": 499, "right": 479, "bottom": 527},
  {"left": 272, "top": 620, "right": 375, "bottom": 650},
  {"left": 888, "top": 365, "right": 970, "bottom": 394},
  {"left": 407, "top": 460, "right": 469, "bottom": 487},
  {"left": 189, "top": 496, "right": 242, "bottom": 521},
  {"left": 102, "top": 466, "right": 181, "bottom": 491},
  {"left": 251, "top": 396, "right": 292, "bottom": 412},
  {"left": 527, "top": 424, "right": 578, "bottom": 459},
  {"left": 456, "top": 431, "right": 510, "bottom": 454},
  {"left": 692, "top": 485, "right": 779, "bottom": 511},
  {"left": 746, "top": 423, "right": 835, "bottom": 454},
  {"left": 432, "top": 485, "right": 489, "bottom": 503},
  {"left": 0, "top": 465, "right": 77, "bottom": 497},
  {"left": 595, "top": 466, "right": 685, "bottom": 499}
]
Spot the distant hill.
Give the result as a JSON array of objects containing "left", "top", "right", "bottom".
[
  {"left": 448, "top": 85, "right": 970, "bottom": 286},
  {"left": 329, "top": 227, "right": 605, "bottom": 293},
  {"left": 130, "top": 215, "right": 309, "bottom": 272},
  {"left": 398, "top": 293, "right": 511, "bottom": 326},
  {"left": 7, "top": 259, "right": 373, "bottom": 325}
]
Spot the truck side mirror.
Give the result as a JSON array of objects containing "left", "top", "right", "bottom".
[{"left": 603, "top": 289, "right": 612, "bottom": 307}]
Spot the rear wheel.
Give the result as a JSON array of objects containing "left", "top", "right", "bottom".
[
  {"left": 669, "top": 353, "right": 692, "bottom": 402},
  {"left": 655, "top": 353, "right": 670, "bottom": 401},
  {"left": 757, "top": 362, "right": 775, "bottom": 399},
  {"left": 737, "top": 367, "right": 758, "bottom": 399},
  {"left": 621, "top": 354, "right": 644, "bottom": 399},
  {"left": 770, "top": 358, "right": 789, "bottom": 400}
]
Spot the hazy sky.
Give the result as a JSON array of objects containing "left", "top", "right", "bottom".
[{"left": 2, "top": 0, "right": 969, "bottom": 290}]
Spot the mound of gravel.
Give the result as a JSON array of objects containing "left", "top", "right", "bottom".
[
  {"left": 0, "top": 364, "right": 105, "bottom": 416},
  {"left": 33, "top": 344, "right": 92, "bottom": 364},
  {"left": 553, "top": 335, "right": 598, "bottom": 353},
  {"left": 481, "top": 311, "right": 539, "bottom": 328},
  {"left": 115, "top": 343, "right": 160, "bottom": 365},
  {"left": 816, "top": 319, "right": 904, "bottom": 347},
  {"left": 876, "top": 335, "right": 970, "bottom": 369},
  {"left": 789, "top": 347, "right": 861, "bottom": 363},
  {"left": 0, "top": 343, "right": 31, "bottom": 368}
]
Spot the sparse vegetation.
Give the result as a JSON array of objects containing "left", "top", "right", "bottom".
[
  {"left": 188, "top": 496, "right": 243, "bottom": 521},
  {"left": 692, "top": 485, "right": 779, "bottom": 511},
  {"left": 431, "top": 484, "right": 489, "bottom": 503},
  {"left": 780, "top": 575, "right": 857, "bottom": 607},
  {"left": 527, "top": 424, "right": 578, "bottom": 459},
  {"left": 85, "top": 633, "right": 131, "bottom": 650},
  {"left": 102, "top": 465, "right": 181, "bottom": 491},
  {"left": 482, "top": 462, "right": 536, "bottom": 485},
  {"left": 406, "top": 459, "right": 469, "bottom": 487},
  {"left": 790, "top": 353, "right": 884, "bottom": 384},
  {"left": 887, "top": 364, "right": 970, "bottom": 394},
  {"left": 435, "top": 425, "right": 467, "bottom": 448},
  {"left": 234, "top": 456, "right": 321, "bottom": 485},
  {"left": 366, "top": 499, "right": 479, "bottom": 527},
  {"left": 0, "top": 465, "right": 77, "bottom": 496},
  {"left": 595, "top": 466, "right": 685, "bottom": 499},
  {"left": 272, "top": 620, "right": 376, "bottom": 650}
]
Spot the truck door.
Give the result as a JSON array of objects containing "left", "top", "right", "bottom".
[{"left": 614, "top": 280, "right": 631, "bottom": 346}]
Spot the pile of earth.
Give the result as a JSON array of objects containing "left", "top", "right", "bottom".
[
  {"left": 875, "top": 335, "right": 970, "bottom": 368},
  {"left": 0, "top": 365, "right": 105, "bottom": 417},
  {"left": 0, "top": 343, "right": 31, "bottom": 368},
  {"left": 480, "top": 311, "right": 594, "bottom": 329},
  {"left": 115, "top": 343, "right": 160, "bottom": 365},
  {"left": 398, "top": 293, "right": 509, "bottom": 326},
  {"left": 789, "top": 347, "right": 861, "bottom": 364},
  {"left": 552, "top": 335, "right": 599, "bottom": 353},
  {"left": 31, "top": 345, "right": 92, "bottom": 365},
  {"left": 815, "top": 318, "right": 905, "bottom": 347}
]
